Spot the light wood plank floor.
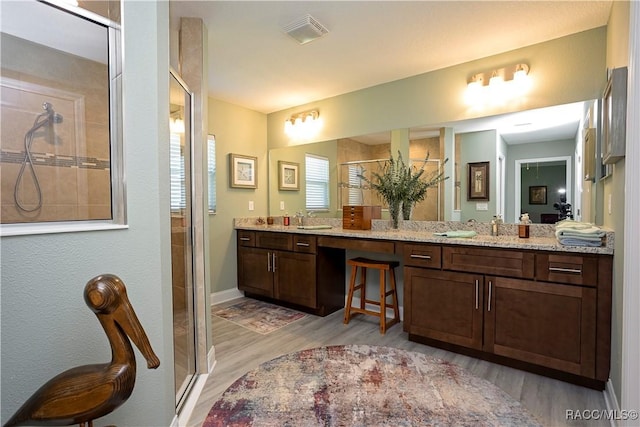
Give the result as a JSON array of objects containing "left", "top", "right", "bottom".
[{"left": 186, "top": 298, "right": 608, "bottom": 427}]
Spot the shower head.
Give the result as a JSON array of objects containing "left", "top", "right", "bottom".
[{"left": 42, "top": 102, "right": 63, "bottom": 124}]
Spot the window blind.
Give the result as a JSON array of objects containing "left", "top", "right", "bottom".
[
  {"left": 208, "top": 135, "right": 216, "bottom": 213},
  {"left": 305, "top": 154, "right": 329, "bottom": 210},
  {"left": 169, "top": 132, "right": 185, "bottom": 211},
  {"left": 348, "top": 164, "right": 364, "bottom": 205}
]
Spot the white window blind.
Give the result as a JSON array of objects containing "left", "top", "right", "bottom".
[
  {"left": 207, "top": 135, "right": 216, "bottom": 213},
  {"left": 348, "top": 164, "right": 364, "bottom": 205},
  {"left": 169, "top": 132, "right": 185, "bottom": 211},
  {"left": 305, "top": 154, "right": 329, "bottom": 210}
]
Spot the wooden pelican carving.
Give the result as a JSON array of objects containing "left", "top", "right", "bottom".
[{"left": 4, "top": 274, "right": 160, "bottom": 427}]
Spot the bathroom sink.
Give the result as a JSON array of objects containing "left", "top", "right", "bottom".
[{"left": 297, "top": 225, "right": 332, "bottom": 230}]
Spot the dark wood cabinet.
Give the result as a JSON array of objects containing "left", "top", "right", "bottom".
[
  {"left": 237, "top": 231, "right": 344, "bottom": 316},
  {"left": 404, "top": 242, "right": 611, "bottom": 389},
  {"left": 273, "top": 250, "right": 316, "bottom": 308},
  {"left": 405, "top": 268, "right": 483, "bottom": 349},
  {"left": 483, "top": 276, "right": 596, "bottom": 378}
]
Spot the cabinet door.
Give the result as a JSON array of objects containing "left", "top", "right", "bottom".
[
  {"left": 484, "top": 276, "right": 596, "bottom": 377},
  {"left": 405, "top": 268, "right": 483, "bottom": 350},
  {"left": 274, "top": 251, "right": 317, "bottom": 308},
  {"left": 237, "top": 247, "right": 273, "bottom": 297}
]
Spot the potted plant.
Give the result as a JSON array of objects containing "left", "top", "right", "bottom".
[{"left": 358, "top": 151, "right": 448, "bottom": 228}]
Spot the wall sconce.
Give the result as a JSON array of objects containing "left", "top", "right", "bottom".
[
  {"left": 284, "top": 109, "right": 321, "bottom": 137},
  {"left": 465, "top": 63, "right": 531, "bottom": 105},
  {"left": 170, "top": 111, "right": 185, "bottom": 134}
]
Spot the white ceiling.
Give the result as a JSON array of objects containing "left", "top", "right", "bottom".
[{"left": 170, "top": 1, "right": 612, "bottom": 115}]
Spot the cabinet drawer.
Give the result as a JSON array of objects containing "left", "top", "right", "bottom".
[
  {"left": 443, "top": 246, "right": 534, "bottom": 278},
  {"left": 536, "top": 254, "right": 598, "bottom": 287},
  {"left": 237, "top": 231, "right": 255, "bottom": 247},
  {"left": 293, "top": 235, "right": 317, "bottom": 254},
  {"left": 403, "top": 243, "right": 442, "bottom": 268},
  {"left": 256, "top": 232, "right": 293, "bottom": 251}
]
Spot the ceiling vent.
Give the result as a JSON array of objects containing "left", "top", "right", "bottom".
[{"left": 282, "top": 14, "right": 329, "bottom": 45}]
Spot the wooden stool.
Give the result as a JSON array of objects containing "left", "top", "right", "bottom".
[{"left": 343, "top": 257, "right": 400, "bottom": 334}]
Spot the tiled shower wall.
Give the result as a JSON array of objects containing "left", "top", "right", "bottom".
[
  {"left": 0, "top": 33, "right": 111, "bottom": 224},
  {"left": 337, "top": 137, "right": 444, "bottom": 220}
]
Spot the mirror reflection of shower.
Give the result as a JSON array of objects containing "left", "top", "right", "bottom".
[{"left": 13, "top": 102, "right": 64, "bottom": 212}]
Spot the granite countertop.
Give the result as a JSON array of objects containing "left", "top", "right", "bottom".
[{"left": 235, "top": 217, "right": 614, "bottom": 256}]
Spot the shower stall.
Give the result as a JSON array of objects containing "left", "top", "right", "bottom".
[{"left": 1, "top": 1, "right": 115, "bottom": 226}]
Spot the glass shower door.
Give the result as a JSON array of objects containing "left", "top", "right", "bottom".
[{"left": 169, "top": 71, "right": 197, "bottom": 408}]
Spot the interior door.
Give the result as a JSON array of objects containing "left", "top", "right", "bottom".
[{"left": 169, "top": 71, "right": 197, "bottom": 408}]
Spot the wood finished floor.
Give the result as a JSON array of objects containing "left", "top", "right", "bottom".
[{"left": 186, "top": 297, "right": 608, "bottom": 427}]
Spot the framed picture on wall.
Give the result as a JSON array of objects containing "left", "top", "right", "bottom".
[
  {"left": 467, "top": 161, "right": 489, "bottom": 201},
  {"left": 529, "top": 185, "right": 547, "bottom": 205},
  {"left": 229, "top": 153, "right": 257, "bottom": 189},
  {"left": 278, "top": 161, "right": 299, "bottom": 191}
]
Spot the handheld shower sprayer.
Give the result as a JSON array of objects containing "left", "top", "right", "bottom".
[{"left": 14, "top": 102, "right": 64, "bottom": 213}]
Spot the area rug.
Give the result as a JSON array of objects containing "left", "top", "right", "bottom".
[
  {"left": 203, "top": 345, "right": 542, "bottom": 427},
  {"left": 212, "top": 299, "right": 306, "bottom": 335}
]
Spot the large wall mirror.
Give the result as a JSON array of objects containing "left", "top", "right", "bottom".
[
  {"left": 268, "top": 100, "right": 599, "bottom": 224},
  {"left": 0, "top": 0, "right": 123, "bottom": 234}
]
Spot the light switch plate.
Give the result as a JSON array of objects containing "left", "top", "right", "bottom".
[
  {"left": 476, "top": 203, "right": 488, "bottom": 211},
  {"left": 280, "top": 201, "right": 285, "bottom": 210},
  {"left": 249, "top": 201, "right": 254, "bottom": 211}
]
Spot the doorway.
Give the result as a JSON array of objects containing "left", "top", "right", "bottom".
[
  {"left": 169, "top": 70, "right": 197, "bottom": 409},
  {"left": 514, "top": 156, "right": 572, "bottom": 223}
]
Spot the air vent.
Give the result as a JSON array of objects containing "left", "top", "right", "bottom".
[{"left": 282, "top": 14, "right": 329, "bottom": 45}]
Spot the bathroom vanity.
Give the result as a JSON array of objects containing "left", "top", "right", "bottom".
[{"left": 235, "top": 219, "right": 613, "bottom": 389}]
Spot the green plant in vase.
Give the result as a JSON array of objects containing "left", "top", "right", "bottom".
[{"left": 357, "top": 151, "right": 408, "bottom": 228}]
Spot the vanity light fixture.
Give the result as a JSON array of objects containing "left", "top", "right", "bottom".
[
  {"left": 284, "top": 110, "right": 321, "bottom": 137},
  {"left": 465, "top": 63, "right": 531, "bottom": 105}
]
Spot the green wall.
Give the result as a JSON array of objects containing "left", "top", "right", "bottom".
[
  {"left": 207, "top": 98, "right": 268, "bottom": 295},
  {"left": 268, "top": 140, "right": 339, "bottom": 217},
  {"left": 604, "top": 0, "right": 630, "bottom": 405},
  {"left": 0, "top": 2, "right": 175, "bottom": 425},
  {"left": 267, "top": 28, "right": 607, "bottom": 150},
  {"left": 459, "top": 130, "right": 497, "bottom": 222}
]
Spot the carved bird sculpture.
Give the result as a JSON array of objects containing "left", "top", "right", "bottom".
[{"left": 3, "top": 274, "right": 160, "bottom": 427}]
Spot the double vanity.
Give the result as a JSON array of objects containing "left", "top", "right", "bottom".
[{"left": 235, "top": 217, "right": 613, "bottom": 390}]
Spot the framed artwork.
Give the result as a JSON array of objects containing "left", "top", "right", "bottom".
[
  {"left": 229, "top": 153, "right": 257, "bottom": 189},
  {"left": 467, "top": 161, "right": 489, "bottom": 201},
  {"left": 602, "top": 67, "right": 627, "bottom": 165},
  {"left": 529, "top": 185, "right": 547, "bottom": 205},
  {"left": 278, "top": 161, "right": 299, "bottom": 191}
]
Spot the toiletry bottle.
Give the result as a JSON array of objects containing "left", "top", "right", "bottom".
[
  {"left": 491, "top": 216, "right": 498, "bottom": 236},
  {"left": 519, "top": 213, "right": 530, "bottom": 238},
  {"left": 283, "top": 213, "right": 290, "bottom": 226}
]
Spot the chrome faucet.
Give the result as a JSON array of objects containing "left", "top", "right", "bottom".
[{"left": 295, "top": 210, "right": 305, "bottom": 226}]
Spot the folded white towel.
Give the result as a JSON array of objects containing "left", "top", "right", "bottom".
[{"left": 555, "top": 219, "right": 596, "bottom": 230}]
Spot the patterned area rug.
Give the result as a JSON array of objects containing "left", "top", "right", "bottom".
[
  {"left": 212, "top": 299, "right": 306, "bottom": 335},
  {"left": 204, "top": 345, "right": 542, "bottom": 427}
]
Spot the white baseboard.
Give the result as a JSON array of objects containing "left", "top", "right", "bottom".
[
  {"left": 604, "top": 378, "right": 620, "bottom": 427},
  {"left": 208, "top": 344, "right": 216, "bottom": 372},
  {"left": 211, "top": 287, "right": 244, "bottom": 305},
  {"left": 349, "top": 296, "right": 404, "bottom": 321}
]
